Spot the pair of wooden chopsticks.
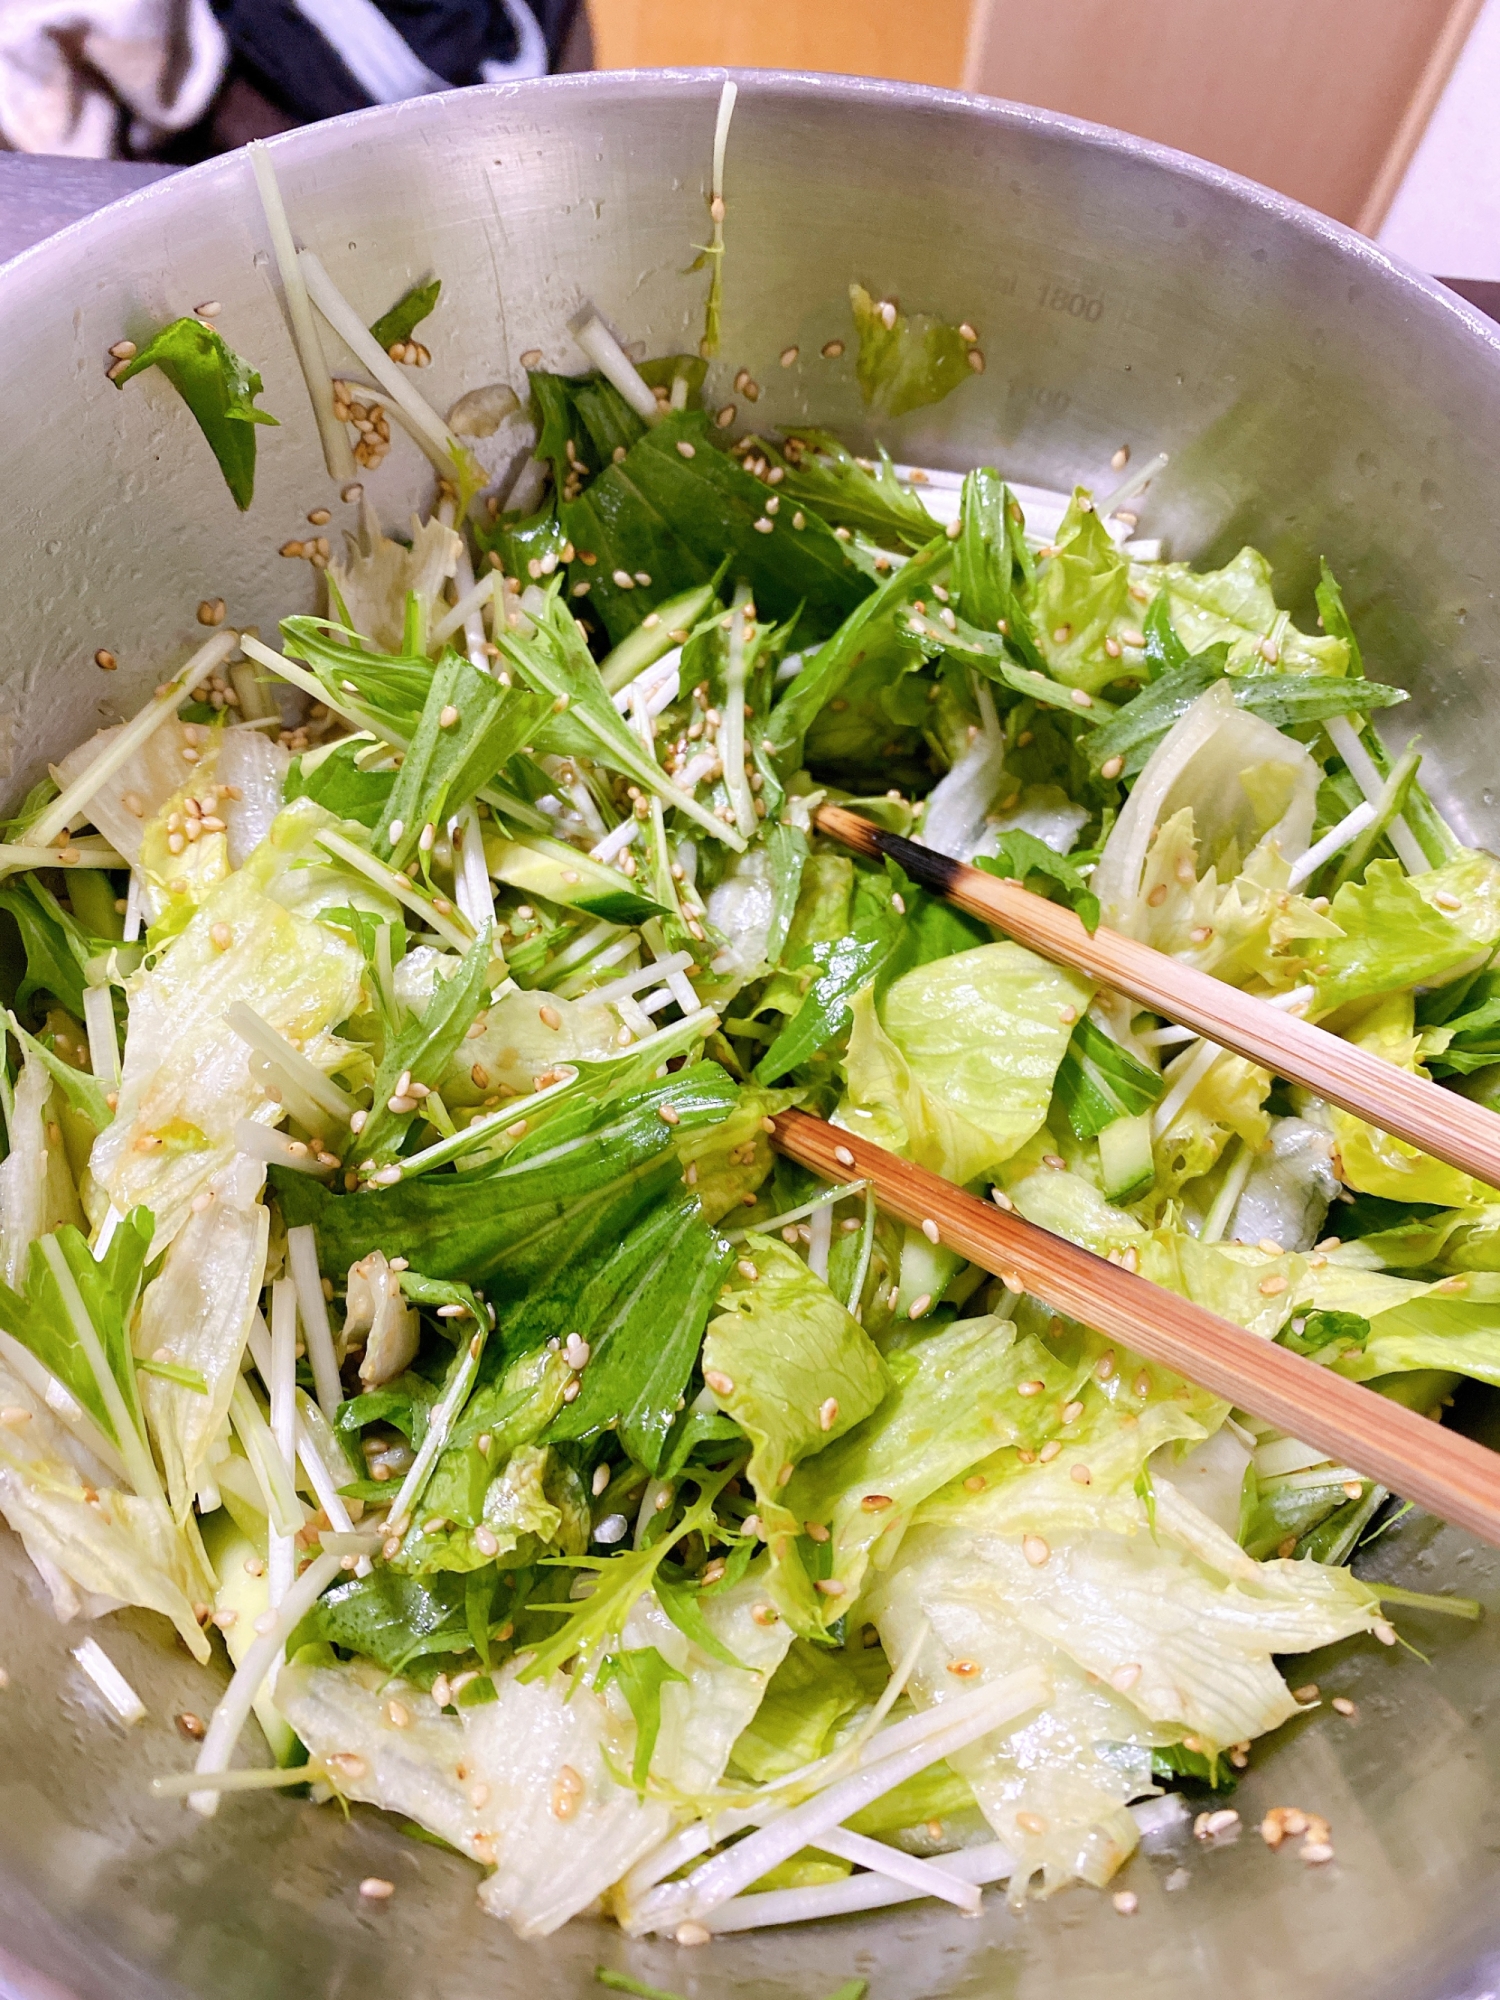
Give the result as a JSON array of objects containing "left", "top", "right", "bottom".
[{"left": 764, "top": 806, "right": 1500, "bottom": 1550}]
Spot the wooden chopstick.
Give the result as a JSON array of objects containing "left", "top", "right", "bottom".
[
  {"left": 771, "top": 1108, "right": 1500, "bottom": 1549},
  {"left": 816, "top": 804, "right": 1500, "bottom": 1192}
]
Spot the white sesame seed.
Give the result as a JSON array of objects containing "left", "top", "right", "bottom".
[
  {"left": 1022, "top": 1534, "right": 1050, "bottom": 1566},
  {"left": 359, "top": 1877, "right": 395, "bottom": 1901},
  {"left": 834, "top": 1145, "right": 855, "bottom": 1168},
  {"left": 920, "top": 1217, "right": 940, "bottom": 1243},
  {"left": 1100, "top": 754, "right": 1125, "bottom": 780},
  {"left": 1332, "top": 1696, "right": 1356, "bottom": 1717},
  {"left": 676, "top": 1921, "right": 712, "bottom": 1946},
  {"left": 907, "top": 1293, "right": 932, "bottom": 1319},
  {"left": 818, "top": 1396, "right": 839, "bottom": 1431}
]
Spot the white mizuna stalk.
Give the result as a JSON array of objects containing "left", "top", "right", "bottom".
[
  {"left": 226, "top": 1002, "right": 355, "bottom": 1124},
  {"left": 704, "top": 1842, "right": 1014, "bottom": 1934},
  {"left": 189, "top": 1548, "right": 345, "bottom": 1816},
  {"left": 450, "top": 808, "right": 494, "bottom": 933},
  {"left": 267, "top": 1279, "right": 298, "bottom": 1611},
  {"left": 246, "top": 1314, "right": 356, "bottom": 1536},
  {"left": 232, "top": 1120, "right": 336, "bottom": 1176},
  {"left": 0, "top": 841, "right": 124, "bottom": 872},
  {"left": 72, "top": 1638, "right": 146, "bottom": 1724},
  {"left": 1287, "top": 798, "right": 1377, "bottom": 888},
  {"left": 1099, "top": 449, "right": 1169, "bottom": 519},
  {"left": 670, "top": 1666, "right": 1048, "bottom": 1925},
  {"left": 568, "top": 307, "right": 661, "bottom": 424},
  {"left": 299, "top": 250, "right": 468, "bottom": 474},
  {"left": 122, "top": 871, "right": 144, "bottom": 944},
  {"left": 727, "top": 1180, "right": 865, "bottom": 1245},
  {"left": 82, "top": 985, "right": 120, "bottom": 1088},
  {"left": 237, "top": 633, "right": 401, "bottom": 749},
  {"left": 720, "top": 587, "right": 758, "bottom": 842},
  {"left": 294, "top": 1392, "right": 357, "bottom": 1539},
  {"left": 788, "top": 1826, "right": 980, "bottom": 1914},
  {"left": 847, "top": 1184, "right": 877, "bottom": 1316},
  {"left": 248, "top": 142, "right": 355, "bottom": 482},
  {"left": 430, "top": 568, "right": 499, "bottom": 654},
  {"left": 1324, "top": 713, "right": 1427, "bottom": 874},
  {"left": 384, "top": 1324, "right": 487, "bottom": 1539},
  {"left": 155, "top": 1762, "right": 325, "bottom": 1799},
  {"left": 286, "top": 1225, "right": 342, "bottom": 1423},
  {"left": 623, "top": 1616, "right": 936, "bottom": 1918},
  {"left": 313, "top": 827, "right": 476, "bottom": 953},
  {"left": 1152, "top": 983, "right": 1313, "bottom": 1136},
  {"left": 805, "top": 1199, "right": 834, "bottom": 1282},
  {"left": 30, "top": 631, "right": 237, "bottom": 848},
  {"left": 38, "top": 1236, "right": 164, "bottom": 1511}
]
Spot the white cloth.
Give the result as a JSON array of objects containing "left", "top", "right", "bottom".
[{"left": 0, "top": 0, "right": 228, "bottom": 156}]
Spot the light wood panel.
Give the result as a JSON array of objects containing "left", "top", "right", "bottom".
[
  {"left": 588, "top": 0, "right": 972, "bottom": 88},
  {"left": 962, "top": 0, "right": 1484, "bottom": 229}
]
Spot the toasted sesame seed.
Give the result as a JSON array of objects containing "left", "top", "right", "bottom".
[
  {"left": 109, "top": 339, "right": 137, "bottom": 360},
  {"left": 704, "top": 1370, "right": 734, "bottom": 1397},
  {"left": 716, "top": 404, "right": 736, "bottom": 428},
  {"left": 1070, "top": 1463, "right": 1092, "bottom": 1485},
  {"left": 1023, "top": 1534, "right": 1050, "bottom": 1566},
  {"left": 821, "top": 339, "right": 845, "bottom": 358},
  {"left": 1104, "top": 635, "right": 1123, "bottom": 658},
  {"left": 1017, "top": 1379, "right": 1045, "bottom": 1399},
  {"left": 360, "top": 1876, "right": 395, "bottom": 1901},
  {"left": 907, "top": 1293, "right": 932, "bottom": 1319},
  {"left": 946, "top": 1658, "right": 980, "bottom": 1677},
  {"left": 1100, "top": 754, "right": 1125, "bottom": 780},
  {"left": 1259, "top": 637, "right": 1280, "bottom": 663},
  {"left": 1113, "top": 1889, "right": 1139, "bottom": 1915},
  {"left": 196, "top": 598, "right": 227, "bottom": 626},
  {"left": 920, "top": 1217, "right": 940, "bottom": 1244},
  {"left": 1016, "top": 1812, "right": 1047, "bottom": 1835},
  {"left": 860, "top": 1493, "right": 893, "bottom": 1512},
  {"left": 1258, "top": 1273, "right": 1289, "bottom": 1296},
  {"left": 819, "top": 1397, "right": 840, "bottom": 1431}
]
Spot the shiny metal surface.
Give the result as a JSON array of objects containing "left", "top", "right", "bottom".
[{"left": 1, "top": 68, "right": 1499, "bottom": 2000}]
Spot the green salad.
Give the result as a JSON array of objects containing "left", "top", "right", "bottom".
[{"left": 0, "top": 112, "right": 1496, "bottom": 1953}]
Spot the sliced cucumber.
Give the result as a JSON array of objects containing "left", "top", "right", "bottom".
[
  {"left": 1097, "top": 1111, "right": 1156, "bottom": 1204},
  {"left": 485, "top": 831, "right": 668, "bottom": 925}
]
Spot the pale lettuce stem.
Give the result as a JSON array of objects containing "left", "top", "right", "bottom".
[{"left": 30, "top": 630, "right": 237, "bottom": 849}]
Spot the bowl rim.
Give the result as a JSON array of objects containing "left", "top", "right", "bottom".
[{"left": 4, "top": 62, "right": 1499, "bottom": 374}]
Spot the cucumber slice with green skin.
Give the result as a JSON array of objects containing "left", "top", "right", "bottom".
[
  {"left": 599, "top": 580, "right": 721, "bottom": 693},
  {"left": 484, "top": 832, "right": 669, "bottom": 926},
  {"left": 1097, "top": 1111, "right": 1156, "bottom": 1203}
]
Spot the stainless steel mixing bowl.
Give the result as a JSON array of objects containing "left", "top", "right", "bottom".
[{"left": 2, "top": 67, "right": 1499, "bottom": 2000}]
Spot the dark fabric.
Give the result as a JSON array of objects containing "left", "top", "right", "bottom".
[{"left": 209, "top": 0, "right": 579, "bottom": 125}]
